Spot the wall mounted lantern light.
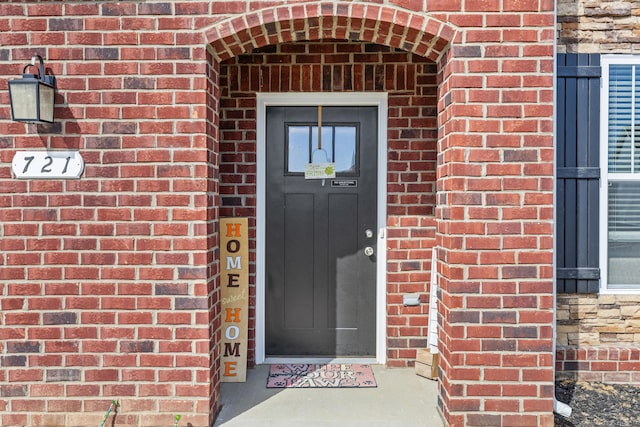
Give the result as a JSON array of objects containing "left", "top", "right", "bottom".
[{"left": 8, "top": 55, "right": 56, "bottom": 124}]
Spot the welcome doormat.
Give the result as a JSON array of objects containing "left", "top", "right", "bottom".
[{"left": 267, "top": 363, "right": 377, "bottom": 388}]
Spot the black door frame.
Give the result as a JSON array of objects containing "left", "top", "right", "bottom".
[{"left": 255, "top": 92, "right": 388, "bottom": 364}]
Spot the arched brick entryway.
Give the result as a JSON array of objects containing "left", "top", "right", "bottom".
[
  {"left": 205, "top": 2, "right": 555, "bottom": 426},
  {"left": 205, "top": 2, "right": 455, "bottom": 62}
]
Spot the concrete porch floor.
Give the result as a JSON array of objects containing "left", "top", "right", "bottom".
[{"left": 213, "top": 364, "right": 444, "bottom": 427}]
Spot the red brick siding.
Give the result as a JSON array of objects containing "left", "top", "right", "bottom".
[
  {"left": 219, "top": 41, "right": 438, "bottom": 367},
  {"left": 556, "top": 346, "right": 640, "bottom": 383},
  {"left": 0, "top": 1, "right": 556, "bottom": 426},
  {"left": 433, "top": 6, "right": 556, "bottom": 427},
  {"left": 205, "top": 53, "right": 222, "bottom": 425},
  {"left": 1, "top": 2, "right": 216, "bottom": 426}
]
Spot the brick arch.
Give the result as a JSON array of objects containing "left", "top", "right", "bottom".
[{"left": 205, "top": 1, "right": 456, "bottom": 62}]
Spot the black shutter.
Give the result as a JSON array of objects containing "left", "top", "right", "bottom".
[{"left": 556, "top": 53, "right": 601, "bottom": 293}]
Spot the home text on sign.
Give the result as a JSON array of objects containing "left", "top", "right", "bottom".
[{"left": 220, "top": 218, "right": 249, "bottom": 382}]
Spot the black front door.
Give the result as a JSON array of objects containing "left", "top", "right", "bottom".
[{"left": 266, "top": 106, "right": 378, "bottom": 357}]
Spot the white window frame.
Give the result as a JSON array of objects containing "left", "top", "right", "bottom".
[{"left": 600, "top": 55, "right": 640, "bottom": 294}]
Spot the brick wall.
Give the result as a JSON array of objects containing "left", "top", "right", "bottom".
[
  {"left": 0, "top": 1, "right": 556, "bottom": 426},
  {"left": 207, "top": 2, "right": 556, "bottom": 425},
  {"left": 558, "top": 0, "right": 640, "bottom": 53},
  {"left": 433, "top": 4, "right": 555, "bottom": 426},
  {"left": 556, "top": 346, "right": 640, "bottom": 383},
  {"left": 219, "top": 41, "right": 438, "bottom": 367},
  {"left": 205, "top": 52, "right": 222, "bottom": 427},
  {"left": 0, "top": 2, "right": 217, "bottom": 426}
]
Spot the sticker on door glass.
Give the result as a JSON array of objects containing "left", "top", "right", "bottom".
[
  {"left": 304, "top": 162, "right": 336, "bottom": 179},
  {"left": 305, "top": 148, "right": 335, "bottom": 179}
]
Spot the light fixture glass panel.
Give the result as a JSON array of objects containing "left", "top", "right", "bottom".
[
  {"left": 9, "top": 82, "right": 38, "bottom": 121},
  {"left": 39, "top": 83, "right": 55, "bottom": 123}
]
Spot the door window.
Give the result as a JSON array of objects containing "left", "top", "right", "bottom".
[{"left": 286, "top": 124, "right": 358, "bottom": 175}]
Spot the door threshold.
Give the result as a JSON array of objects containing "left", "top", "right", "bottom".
[{"left": 263, "top": 357, "right": 379, "bottom": 365}]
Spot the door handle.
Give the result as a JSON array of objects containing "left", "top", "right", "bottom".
[{"left": 364, "top": 246, "right": 374, "bottom": 257}]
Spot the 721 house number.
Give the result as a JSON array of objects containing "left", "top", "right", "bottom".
[{"left": 12, "top": 151, "right": 84, "bottom": 179}]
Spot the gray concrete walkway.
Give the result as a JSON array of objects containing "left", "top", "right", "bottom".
[{"left": 214, "top": 364, "right": 444, "bottom": 427}]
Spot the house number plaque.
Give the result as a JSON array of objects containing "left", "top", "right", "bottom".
[{"left": 12, "top": 151, "right": 84, "bottom": 179}]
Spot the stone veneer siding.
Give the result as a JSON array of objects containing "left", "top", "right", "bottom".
[
  {"left": 557, "top": 295, "right": 640, "bottom": 347},
  {"left": 556, "top": 0, "right": 640, "bottom": 384},
  {"left": 557, "top": 0, "right": 640, "bottom": 53},
  {"left": 556, "top": 294, "right": 640, "bottom": 382}
]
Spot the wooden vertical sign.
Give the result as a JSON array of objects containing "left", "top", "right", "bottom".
[{"left": 220, "top": 218, "right": 249, "bottom": 382}]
